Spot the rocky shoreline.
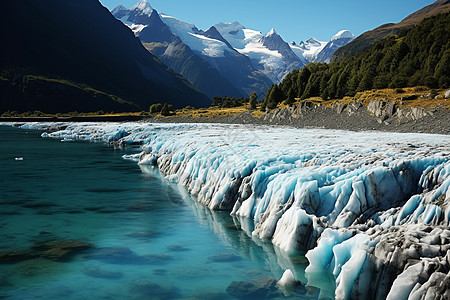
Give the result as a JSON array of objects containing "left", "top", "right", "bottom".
[
  {"left": 145, "top": 100, "right": 450, "bottom": 135},
  {"left": 1, "top": 100, "right": 449, "bottom": 135}
]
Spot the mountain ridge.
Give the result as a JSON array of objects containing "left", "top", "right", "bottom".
[
  {"left": 0, "top": 0, "right": 210, "bottom": 113},
  {"left": 332, "top": 0, "right": 450, "bottom": 62},
  {"left": 140, "top": 10, "right": 244, "bottom": 98}
]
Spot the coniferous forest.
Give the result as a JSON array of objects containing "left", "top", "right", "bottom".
[{"left": 261, "top": 12, "right": 449, "bottom": 109}]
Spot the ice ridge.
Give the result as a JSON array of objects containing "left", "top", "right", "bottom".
[{"left": 20, "top": 122, "right": 450, "bottom": 300}]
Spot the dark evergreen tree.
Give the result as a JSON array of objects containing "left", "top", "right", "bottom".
[
  {"left": 268, "top": 85, "right": 284, "bottom": 103},
  {"left": 284, "top": 88, "right": 295, "bottom": 105},
  {"left": 160, "top": 103, "right": 170, "bottom": 116},
  {"left": 211, "top": 96, "right": 222, "bottom": 106},
  {"left": 249, "top": 92, "right": 257, "bottom": 109},
  {"left": 149, "top": 103, "right": 163, "bottom": 113}
]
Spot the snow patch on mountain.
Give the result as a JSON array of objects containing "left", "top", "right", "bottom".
[
  {"left": 331, "top": 30, "right": 355, "bottom": 41},
  {"left": 290, "top": 30, "right": 355, "bottom": 63},
  {"left": 131, "top": 0, "right": 153, "bottom": 15},
  {"left": 266, "top": 28, "right": 277, "bottom": 36},
  {"left": 160, "top": 14, "right": 232, "bottom": 57},
  {"left": 215, "top": 23, "right": 300, "bottom": 82},
  {"left": 290, "top": 38, "right": 327, "bottom": 62},
  {"left": 130, "top": 24, "right": 147, "bottom": 35},
  {"left": 110, "top": 4, "right": 129, "bottom": 18}
]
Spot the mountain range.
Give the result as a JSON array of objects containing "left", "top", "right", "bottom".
[{"left": 112, "top": 0, "right": 355, "bottom": 98}]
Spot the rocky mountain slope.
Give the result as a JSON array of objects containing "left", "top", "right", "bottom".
[
  {"left": 0, "top": 0, "right": 209, "bottom": 113},
  {"left": 138, "top": 10, "right": 243, "bottom": 98}
]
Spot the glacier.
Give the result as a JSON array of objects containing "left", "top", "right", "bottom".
[{"left": 16, "top": 122, "right": 450, "bottom": 299}]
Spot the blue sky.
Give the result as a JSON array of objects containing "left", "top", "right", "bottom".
[{"left": 100, "top": 0, "right": 436, "bottom": 42}]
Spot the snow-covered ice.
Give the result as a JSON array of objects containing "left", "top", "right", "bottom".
[{"left": 17, "top": 122, "right": 450, "bottom": 299}]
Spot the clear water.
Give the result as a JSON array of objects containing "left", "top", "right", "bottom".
[{"left": 0, "top": 126, "right": 335, "bottom": 299}]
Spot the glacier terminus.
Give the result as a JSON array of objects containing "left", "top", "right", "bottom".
[{"left": 18, "top": 122, "right": 450, "bottom": 300}]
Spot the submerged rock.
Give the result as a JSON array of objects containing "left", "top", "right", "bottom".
[
  {"left": 85, "top": 247, "right": 172, "bottom": 265},
  {"left": 0, "top": 239, "right": 92, "bottom": 263},
  {"left": 207, "top": 253, "right": 242, "bottom": 263},
  {"left": 130, "top": 280, "right": 180, "bottom": 299},
  {"left": 14, "top": 258, "right": 65, "bottom": 277},
  {"left": 82, "top": 266, "right": 123, "bottom": 279},
  {"left": 226, "top": 277, "right": 281, "bottom": 299},
  {"left": 167, "top": 245, "right": 190, "bottom": 252},
  {"left": 0, "top": 250, "right": 39, "bottom": 263},
  {"left": 32, "top": 240, "right": 93, "bottom": 261}
]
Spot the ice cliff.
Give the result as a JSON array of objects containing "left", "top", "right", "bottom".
[{"left": 22, "top": 122, "right": 450, "bottom": 299}]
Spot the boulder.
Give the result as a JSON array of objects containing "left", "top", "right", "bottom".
[
  {"left": 367, "top": 100, "right": 386, "bottom": 118},
  {"left": 333, "top": 102, "right": 347, "bottom": 114},
  {"left": 445, "top": 90, "right": 450, "bottom": 99},
  {"left": 385, "top": 102, "right": 396, "bottom": 118}
]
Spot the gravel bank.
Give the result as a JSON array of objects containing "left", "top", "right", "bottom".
[{"left": 145, "top": 105, "right": 450, "bottom": 135}]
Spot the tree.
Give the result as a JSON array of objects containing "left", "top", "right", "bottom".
[
  {"left": 261, "top": 85, "right": 274, "bottom": 111},
  {"left": 267, "top": 99, "right": 278, "bottom": 109},
  {"left": 211, "top": 96, "right": 222, "bottom": 106},
  {"left": 160, "top": 103, "right": 171, "bottom": 116},
  {"left": 284, "top": 88, "right": 295, "bottom": 105},
  {"left": 149, "top": 103, "right": 163, "bottom": 113},
  {"left": 423, "top": 76, "right": 439, "bottom": 89},
  {"left": 357, "top": 69, "right": 375, "bottom": 92},
  {"left": 249, "top": 92, "right": 257, "bottom": 109},
  {"left": 297, "top": 67, "right": 311, "bottom": 98},
  {"left": 268, "top": 85, "right": 284, "bottom": 104}
]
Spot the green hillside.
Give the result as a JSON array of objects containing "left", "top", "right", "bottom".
[
  {"left": 332, "top": 0, "right": 450, "bottom": 62},
  {"left": 262, "top": 12, "right": 449, "bottom": 108}
]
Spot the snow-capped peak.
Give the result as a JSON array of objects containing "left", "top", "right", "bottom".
[
  {"left": 305, "top": 38, "right": 321, "bottom": 46},
  {"left": 331, "top": 30, "right": 355, "bottom": 41},
  {"left": 132, "top": 0, "right": 153, "bottom": 15},
  {"left": 111, "top": 4, "right": 127, "bottom": 13},
  {"left": 265, "top": 28, "right": 277, "bottom": 37}
]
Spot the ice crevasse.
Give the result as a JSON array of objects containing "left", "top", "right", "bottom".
[{"left": 23, "top": 122, "right": 450, "bottom": 299}]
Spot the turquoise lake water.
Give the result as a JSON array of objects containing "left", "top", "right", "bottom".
[{"left": 0, "top": 125, "right": 335, "bottom": 299}]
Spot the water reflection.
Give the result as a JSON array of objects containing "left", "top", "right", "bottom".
[
  {"left": 139, "top": 165, "right": 336, "bottom": 299},
  {"left": 1, "top": 126, "right": 335, "bottom": 299}
]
